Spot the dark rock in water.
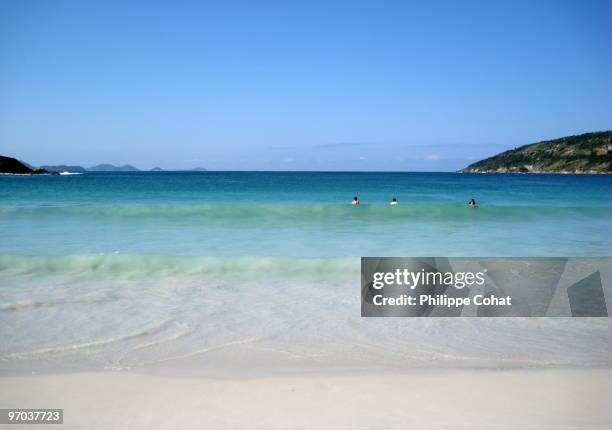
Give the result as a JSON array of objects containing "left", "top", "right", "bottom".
[
  {"left": 0, "top": 155, "right": 37, "bottom": 174},
  {"left": 0, "top": 155, "right": 51, "bottom": 174}
]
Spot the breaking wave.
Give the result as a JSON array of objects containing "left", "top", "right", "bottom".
[
  {"left": 0, "top": 253, "right": 358, "bottom": 278},
  {"left": 0, "top": 203, "right": 609, "bottom": 225}
]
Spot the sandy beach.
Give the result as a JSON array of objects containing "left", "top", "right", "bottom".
[{"left": 1, "top": 367, "right": 611, "bottom": 429}]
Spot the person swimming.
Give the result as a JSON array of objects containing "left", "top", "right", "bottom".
[
  {"left": 352, "top": 196, "right": 360, "bottom": 205},
  {"left": 468, "top": 198, "right": 477, "bottom": 207},
  {"left": 390, "top": 197, "right": 398, "bottom": 205}
]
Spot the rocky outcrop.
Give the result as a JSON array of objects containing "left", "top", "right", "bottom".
[{"left": 0, "top": 156, "right": 49, "bottom": 174}]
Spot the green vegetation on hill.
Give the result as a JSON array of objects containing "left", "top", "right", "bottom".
[{"left": 460, "top": 131, "right": 612, "bottom": 174}]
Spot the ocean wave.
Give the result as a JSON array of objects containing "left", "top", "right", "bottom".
[
  {"left": 131, "top": 324, "right": 194, "bottom": 352},
  {"left": 135, "top": 336, "right": 268, "bottom": 366},
  {"left": 0, "top": 319, "right": 173, "bottom": 360},
  {"left": 0, "top": 295, "right": 115, "bottom": 312},
  {"left": 0, "top": 253, "right": 358, "bottom": 277},
  {"left": 0, "top": 203, "right": 609, "bottom": 223}
]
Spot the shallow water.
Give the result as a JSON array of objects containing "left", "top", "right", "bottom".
[{"left": 1, "top": 172, "right": 611, "bottom": 373}]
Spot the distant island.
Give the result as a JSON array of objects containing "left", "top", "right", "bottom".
[
  {"left": 40, "top": 164, "right": 87, "bottom": 173},
  {"left": 0, "top": 156, "right": 211, "bottom": 174},
  {"left": 88, "top": 163, "right": 140, "bottom": 172},
  {"left": 0, "top": 159, "right": 141, "bottom": 174},
  {"left": 42, "top": 163, "right": 141, "bottom": 172},
  {"left": 460, "top": 131, "right": 612, "bottom": 174}
]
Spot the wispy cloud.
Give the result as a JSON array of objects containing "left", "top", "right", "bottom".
[
  {"left": 312, "top": 142, "right": 373, "bottom": 149},
  {"left": 269, "top": 142, "right": 374, "bottom": 150}
]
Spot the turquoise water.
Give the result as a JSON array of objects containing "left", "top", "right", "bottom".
[
  {"left": 1, "top": 172, "right": 611, "bottom": 373},
  {"left": 1, "top": 171, "right": 611, "bottom": 257}
]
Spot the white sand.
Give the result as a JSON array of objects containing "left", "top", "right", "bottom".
[{"left": 1, "top": 368, "right": 611, "bottom": 429}]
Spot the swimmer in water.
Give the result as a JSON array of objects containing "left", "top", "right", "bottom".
[
  {"left": 352, "top": 196, "right": 360, "bottom": 205},
  {"left": 468, "top": 198, "right": 477, "bottom": 207},
  {"left": 390, "top": 197, "right": 398, "bottom": 206}
]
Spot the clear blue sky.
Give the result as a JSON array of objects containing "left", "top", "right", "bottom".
[{"left": 1, "top": 0, "right": 610, "bottom": 171}]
